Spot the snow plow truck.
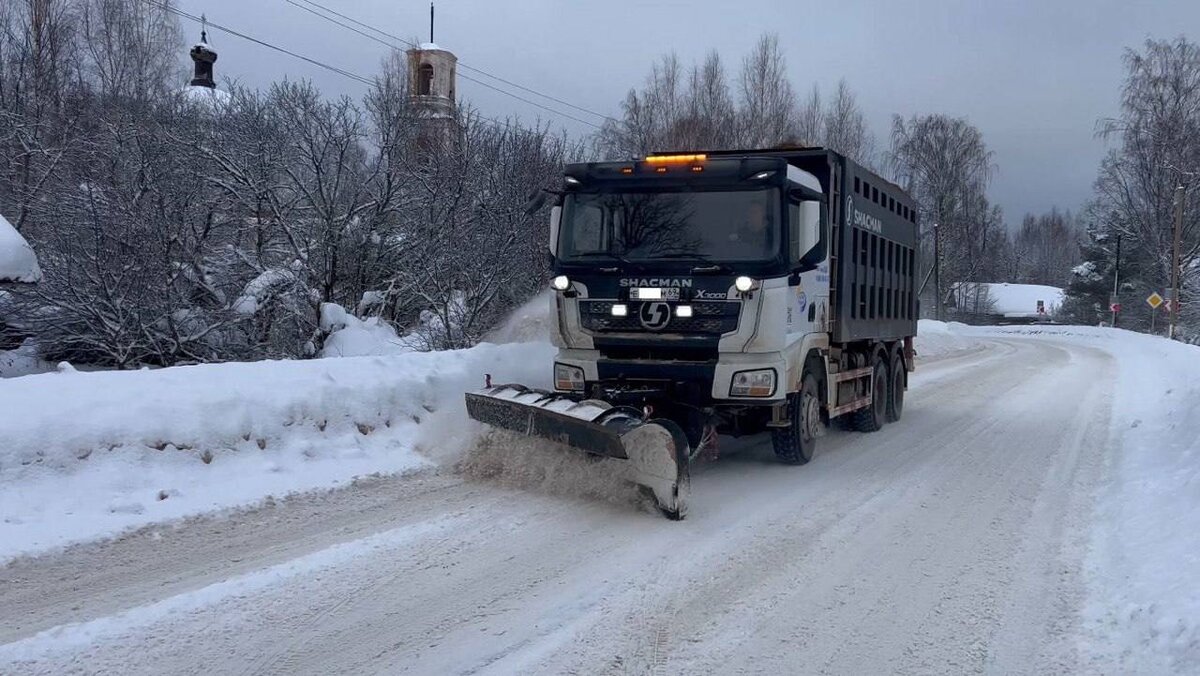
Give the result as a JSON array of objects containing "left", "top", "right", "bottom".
[{"left": 466, "top": 148, "right": 919, "bottom": 519}]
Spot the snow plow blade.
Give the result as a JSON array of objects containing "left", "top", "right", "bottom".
[{"left": 465, "top": 384, "right": 690, "bottom": 519}]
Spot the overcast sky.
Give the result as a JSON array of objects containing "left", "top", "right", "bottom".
[{"left": 177, "top": 0, "right": 1200, "bottom": 223}]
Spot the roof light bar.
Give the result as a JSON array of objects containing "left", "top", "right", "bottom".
[{"left": 645, "top": 153, "right": 707, "bottom": 164}]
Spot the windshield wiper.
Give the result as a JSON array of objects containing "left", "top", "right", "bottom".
[
  {"left": 651, "top": 252, "right": 733, "bottom": 273},
  {"left": 569, "top": 251, "right": 641, "bottom": 270}
]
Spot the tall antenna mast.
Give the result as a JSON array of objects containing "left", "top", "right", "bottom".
[
  {"left": 201, "top": 13, "right": 207, "bottom": 43},
  {"left": 429, "top": 2, "right": 434, "bottom": 43}
]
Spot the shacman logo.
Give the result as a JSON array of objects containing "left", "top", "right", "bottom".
[
  {"left": 620, "top": 278, "right": 693, "bottom": 288},
  {"left": 638, "top": 302, "right": 672, "bottom": 330},
  {"left": 845, "top": 195, "right": 883, "bottom": 234}
]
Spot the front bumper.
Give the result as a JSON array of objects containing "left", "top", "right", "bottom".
[{"left": 554, "top": 348, "right": 787, "bottom": 406}]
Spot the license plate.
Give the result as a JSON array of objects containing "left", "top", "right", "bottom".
[{"left": 631, "top": 287, "right": 680, "bottom": 301}]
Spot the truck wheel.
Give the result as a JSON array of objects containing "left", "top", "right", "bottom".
[
  {"left": 772, "top": 372, "right": 820, "bottom": 465},
  {"left": 886, "top": 351, "right": 905, "bottom": 423},
  {"left": 853, "top": 358, "right": 887, "bottom": 432}
]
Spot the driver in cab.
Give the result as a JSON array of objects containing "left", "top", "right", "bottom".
[{"left": 728, "top": 200, "right": 774, "bottom": 255}]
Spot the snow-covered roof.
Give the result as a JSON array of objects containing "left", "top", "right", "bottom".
[
  {"left": 182, "top": 85, "right": 232, "bottom": 108},
  {"left": 0, "top": 212, "right": 41, "bottom": 284},
  {"left": 419, "top": 42, "right": 442, "bottom": 50},
  {"left": 952, "top": 282, "right": 1064, "bottom": 317}
]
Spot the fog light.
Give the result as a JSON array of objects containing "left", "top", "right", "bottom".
[
  {"left": 554, "top": 363, "right": 585, "bottom": 392},
  {"left": 675, "top": 305, "right": 693, "bottom": 318},
  {"left": 735, "top": 276, "right": 755, "bottom": 292},
  {"left": 730, "top": 369, "right": 776, "bottom": 397},
  {"left": 552, "top": 275, "right": 570, "bottom": 291},
  {"left": 611, "top": 303, "right": 628, "bottom": 317}
]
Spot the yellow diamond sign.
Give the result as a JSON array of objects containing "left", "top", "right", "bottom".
[{"left": 1146, "top": 292, "right": 1164, "bottom": 309}]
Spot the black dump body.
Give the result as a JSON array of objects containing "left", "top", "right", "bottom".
[{"left": 684, "top": 148, "right": 920, "bottom": 344}]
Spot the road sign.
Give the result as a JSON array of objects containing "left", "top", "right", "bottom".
[
  {"left": 1110, "top": 302, "right": 1121, "bottom": 313},
  {"left": 1146, "top": 292, "right": 1164, "bottom": 309}
]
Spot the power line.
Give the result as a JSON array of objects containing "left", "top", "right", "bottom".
[
  {"left": 153, "top": 1, "right": 533, "bottom": 132},
  {"left": 159, "top": 2, "right": 373, "bottom": 86},
  {"left": 288, "top": 0, "right": 613, "bottom": 127}
]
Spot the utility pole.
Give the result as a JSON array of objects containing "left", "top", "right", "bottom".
[
  {"left": 1111, "top": 234, "right": 1122, "bottom": 327},
  {"left": 1170, "top": 185, "right": 1184, "bottom": 340},
  {"left": 933, "top": 223, "right": 942, "bottom": 321}
]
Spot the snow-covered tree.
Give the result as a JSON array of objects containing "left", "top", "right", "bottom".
[{"left": 1066, "top": 37, "right": 1200, "bottom": 336}]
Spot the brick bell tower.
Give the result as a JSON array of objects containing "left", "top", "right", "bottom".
[{"left": 407, "top": 3, "right": 459, "bottom": 147}]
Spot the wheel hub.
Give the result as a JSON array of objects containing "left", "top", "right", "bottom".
[{"left": 802, "top": 392, "right": 822, "bottom": 439}]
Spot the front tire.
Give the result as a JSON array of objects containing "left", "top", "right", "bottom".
[
  {"left": 853, "top": 358, "right": 887, "bottom": 432},
  {"left": 773, "top": 372, "right": 820, "bottom": 465}
]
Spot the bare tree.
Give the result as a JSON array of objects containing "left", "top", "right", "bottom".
[
  {"left": 1012, "top": 208, "right": 1081, "bottom": 286},
  {"left": 794, "top": 84, "right": 822, "bottom": 147},
  {"left": 822, "top": 79, "right": 876, "bottom": 167},
  {"left": 80, "top": 0, "right": 180, "bottom": 102},
  {"left": 737, "top": 33, "right": 796, "bottom": 147},
  {"left": 888, "top": 114, "right": 999, "bottom": 312},
  {"left": 1085, "top": 37, "right": 1200, "bottom": 335},
  {"left": 679, "top": 51, "right": 736, "bottom": 149}
]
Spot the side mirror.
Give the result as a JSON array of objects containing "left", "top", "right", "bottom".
[
  {"left": 548, "top": 205, "right": 562, "bottom": 256},
  {"left": 794, "top": 200, "right": 821, "bottom": 261},
  {"left": 523, "top": 190, "right": 550, "bottom": 216}
]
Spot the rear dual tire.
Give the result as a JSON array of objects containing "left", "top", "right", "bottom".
[
  {"left": 886, "top": 351, "right": 905, "bottom": 423},
  {"left": 853, "top": 359, "right": 888, "bottom": 432}
]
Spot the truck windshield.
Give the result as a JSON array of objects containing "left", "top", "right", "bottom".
[{"left": 558, "top": 188, "right": 779, "bottom": 262}]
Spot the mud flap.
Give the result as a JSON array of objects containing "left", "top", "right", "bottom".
[{"left": 465, "top": 385, "right": 691, "bottom": 519}]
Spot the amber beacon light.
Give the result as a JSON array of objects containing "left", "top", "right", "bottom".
[{"left": 644, "top": 154, "right": 708, "bottom": 164}]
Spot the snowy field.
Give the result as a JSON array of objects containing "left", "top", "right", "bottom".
[{"left": 1, "top": 314, "right": 1197, "bottom": 673}]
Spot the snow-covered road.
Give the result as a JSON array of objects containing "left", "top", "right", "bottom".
[{"left": 1, "top": 331, "right": 1195, "bottom": 674}]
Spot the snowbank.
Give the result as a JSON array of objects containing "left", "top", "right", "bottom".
[
  {"left": 913, "top": 319, "right": 978, "bottom": 360},
  {"left": 1087, "top": 331, "right": 1200, "bottom": 671},
  {"left": 319, "top": 289, "right": 556, "bottom": 358},
  {"left": 0, "top": 341, "right": 554, "bottom": 561},
  {"left": 0, "top": 212, "right": 41, "bottom": 283},
  {"left": 0, "top": 339, "right": 53, "bottom": 378},
  {"left": 987, "top": 325, "right": 1200, "bottom": 671},
  {"left": 318, "top": 303, "right": 413, "bottom": 358}
]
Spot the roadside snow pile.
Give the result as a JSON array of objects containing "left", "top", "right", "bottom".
[
  {"left": 231, "top": 268, "right": 299, "bottom": 316},
  {"left": 0, "top": 339, "right": 53, "bottom": 378},
  {"left": 990, "top": 325, "right": 1200, "bottom": 671},
  {"left": 0, "top": 341, "right": 554, "bottom": 562},
  {"left": 318, "top": 302, "right": 412, "bottom": 358},
  {"left": 0, "top": 212, "right": 41, "bottom": 283},
  {"left": 914, "top": 319, "right": 978, "bottom": 359},
  {"left": 1086, "top": 332, "right": 1200, "bottom": 671}
]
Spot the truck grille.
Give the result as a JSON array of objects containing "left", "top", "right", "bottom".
[{"left": 579, "top": 300, "right": 740, "bottom": 335}]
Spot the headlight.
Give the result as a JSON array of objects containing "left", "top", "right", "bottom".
[
  {"left": 735, "top": 276, "right": 755, "bottom": 292},
  {"left": 730, "top": 369, "right": 776, "bottom": 397},
  {"left": 611, "top": 303, "right": 628, "bottom": 317},
  {"left": 554, "top": 363, "right": 585, "bottom": 392},
  {"left": 675, "top": 305, "right": 693, "bottom": 318},
  {"left": 552, "top": 275, "right": 570, "bottom": 291}
]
